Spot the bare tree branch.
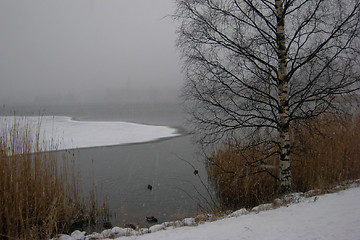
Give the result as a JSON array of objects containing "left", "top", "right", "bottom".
[{"left": 174, "top": 0, "right": 360, "bottom": 194}]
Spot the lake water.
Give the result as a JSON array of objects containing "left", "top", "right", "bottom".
[{"left": 0, "top": 102, "right": 213, "bottom": 227}]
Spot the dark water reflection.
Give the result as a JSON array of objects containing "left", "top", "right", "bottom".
[{"left": 73, "top": 134, "right": 209, "bottom": 227}]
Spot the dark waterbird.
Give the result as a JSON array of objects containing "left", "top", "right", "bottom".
[{"left": 146, "top": 216, "right": 158, "bottom": 223}]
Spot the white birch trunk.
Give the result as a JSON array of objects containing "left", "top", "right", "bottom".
[{"left": 275, "top": 0, "right": 292, "bottom": 194}]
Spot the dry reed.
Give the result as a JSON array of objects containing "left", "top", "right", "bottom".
[
  {"left": 207, "top": 112, "right": 360, "bottom": 211},
  {"left": 291, "top": 113, "right": 360, "bottom": 192},
  {"left": 0, "top": 117, "right": 109, "bottom": 239}
]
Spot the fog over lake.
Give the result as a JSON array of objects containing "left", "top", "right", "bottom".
[
  {"left": 0, "top": 1, "right": 212, "bottom": 228},
  {"left": 0, "top": 0, "right": 182, "bottom": 105}
]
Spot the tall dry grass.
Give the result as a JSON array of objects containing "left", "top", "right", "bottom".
[
  {"left": 208, "top": 112, "right": 360, "bottom": 211},
  {"left": 207, "top": 143, "right": 279, "bottom": 210},
  {"left": 291, "top": 113, "right": 360, "bottom": 192},
  {"left": 0, "top": 117, "right": 108, "bottom": 239}
]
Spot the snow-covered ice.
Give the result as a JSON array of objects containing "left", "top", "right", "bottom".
[
  {"left": 56, "top": 185, "right": 360, "bottom": 240},
  {"left": 0, "top": 116, "right": 180, "bottom": 152}
]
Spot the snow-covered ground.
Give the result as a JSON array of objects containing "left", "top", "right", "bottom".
[
  {"left": 58, "top": 185, "right": 360, "bottom": 240},
  {"left": 0, "top": 116, "right": 180, "bottom": 152}
]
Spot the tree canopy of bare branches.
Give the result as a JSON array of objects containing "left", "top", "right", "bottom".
[{"left": 175, "top": 0, "right": 360, "bottom": 194}]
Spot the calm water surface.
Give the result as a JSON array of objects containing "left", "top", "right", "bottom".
[{"left": 1, "top": 102, "right": 213, "bottom": 227}]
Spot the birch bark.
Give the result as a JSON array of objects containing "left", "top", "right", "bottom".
[{"left": 276, "top": 0, "right": 292, "bottom": 194}]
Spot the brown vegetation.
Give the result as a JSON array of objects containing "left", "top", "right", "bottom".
[
  {"left": 207, "top": 112, "right": 360, "bottom": 211},
  {"left": 0, "top": 118, "right": 108, "bottom": 239},
  {"left": 291, "top": 113, "right": 360, "bottom": 192}
]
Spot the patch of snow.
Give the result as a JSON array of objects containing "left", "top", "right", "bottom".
[
  {"left": 100, "top": 227, "right": 136, "bottom": 238},
  {"left": 182, "top": 218, "right": 196, "bottom": 226},
  {"left": 250, "top": 203, "right": 273, "bottom": 213},
  {"left": 149, "top": 223, "right": 167, "bottom": 233},
  {"left": 70, "top": 231, "right": 85, "bottom": 239},
  {"left": 56, "top": 230, "right": 85, "bottom": 240},
  {"left": 0, "top": 116, "right": 180, "bottom": 152},
  {"left": 56, "top": 235, "right": 72, "bottom": 240},
  {"left": 228, "top": 208, "right": 248, "bottom": 218}
]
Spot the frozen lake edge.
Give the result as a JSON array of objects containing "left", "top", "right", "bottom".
[{"left": 0, "top": 115, "right": 184, "bottom": 152}]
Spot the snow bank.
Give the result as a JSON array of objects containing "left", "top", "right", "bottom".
[
  {"left": 137, "top": 187, "right": 360, "bottom": 240},
  {"left": 0, "top": 116, "right": 180, "bottom": 152},
  {"left": 55, "top": 185, "right": 360, "bottom": 240}
]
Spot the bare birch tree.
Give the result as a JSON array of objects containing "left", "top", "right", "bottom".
[{"left": 175, "top": 0, "right": 360, "bottom": 194}]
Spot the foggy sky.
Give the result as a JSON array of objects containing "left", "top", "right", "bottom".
[{"left": 0, "top": 0, "right": 182, "bottom": 105}]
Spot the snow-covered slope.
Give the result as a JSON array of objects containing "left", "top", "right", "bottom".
[
  {"left": 126, "top": 186, "right": 360, "bottom": 240},
  {"left": 58, "top": 186, "right": 360, "bottom": 240}
]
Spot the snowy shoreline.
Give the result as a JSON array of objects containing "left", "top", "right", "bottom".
[
  {"left": 55, "top": 181, "right": 360, "bottom": 240},
  {"left": 0, "top": 115, "right": 182, "bottom": 152}
]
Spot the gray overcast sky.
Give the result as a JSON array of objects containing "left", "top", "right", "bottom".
[{"left": 0, "top": 0, "right": 182, "bottom": 105}]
